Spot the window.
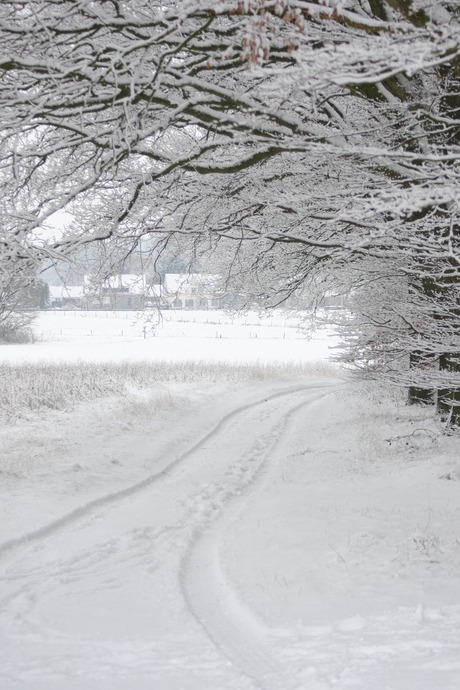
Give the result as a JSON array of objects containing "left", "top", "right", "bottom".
[
  {"left": 185, "top": 299, "right": 194, "bottom": 308},
  {"left": 173, "top": 298, "right": 182, "bottom": 308}
]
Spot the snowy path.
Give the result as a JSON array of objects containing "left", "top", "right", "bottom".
[
  {"left": 182, "top": 392, "right": 324, "bottom": 690},
  {"left": 0, "top": 382, "right": 336, "bottom": 689},
  {"left": 2, "top": 376, "right": 460, "bottom": 689}
]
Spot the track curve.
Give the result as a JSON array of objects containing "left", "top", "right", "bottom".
[
  {"left": 181, "top": 387, "right": 334, "bottom": 690},
  {"left": 0, "top": 380, "right": 338, "bottom": 689}
]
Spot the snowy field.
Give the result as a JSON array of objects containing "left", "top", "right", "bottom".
[
  {"left": 0, "top": 309, "right": 336, "bottom": 365},
  {"left": 1, "top": 311, "right": 460, "bottom": 689}
]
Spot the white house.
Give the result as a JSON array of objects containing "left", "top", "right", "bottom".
[
  {"left": 83, "top": 274, "right": 163, "bottom": 309},
  {"left": 47, "top": 273, "right": 223, "bottom": 310},
  {"left": 49, "top": 285, "right": 84, "bottom": 309},
  {"left": 162, "top": 274, "right": 223, "bottom": 310}
]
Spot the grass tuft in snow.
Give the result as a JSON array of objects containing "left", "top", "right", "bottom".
[{"left": 0, "top": 359, "right": 340, "bottom": 418}]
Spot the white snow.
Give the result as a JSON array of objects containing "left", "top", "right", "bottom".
[
  {"left": 1, "top": 310, "right": 459, "bottom": 689},
  {"left": 0, "top": 310, "right": 336, "bottom": 365}
]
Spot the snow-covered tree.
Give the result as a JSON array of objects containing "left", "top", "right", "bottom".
[
  {"left": 0, "top": 268, "right": 48, "bottom": 342},
  {"left": 0, "top": 0, "right": 457, "bottom": 258},
  {"left": 2, "top": 0, "right": 460, "bottom": 417}
]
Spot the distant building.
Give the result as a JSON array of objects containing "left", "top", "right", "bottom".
[
  {"left": 162, "top": 274, "right": 223, "bottom": 310},
  {"left": 49, "top": 285, "right": 85, "bottom": 309},
  {"left": 317, "top": 292, "right": 343, "bottom": 310},
  {"left": 84, "top": 275, "right": 163, "bottom": 310},
  {"left": 46, "top": 273, "right": 224, "bottom": 310}
]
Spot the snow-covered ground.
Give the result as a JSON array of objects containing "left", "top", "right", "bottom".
[
  {"left": 1, "top": 311, "right": 460, "bottom": 689},
  {"left": 0, "top": 310, "right": 336, "bottom": 364}
]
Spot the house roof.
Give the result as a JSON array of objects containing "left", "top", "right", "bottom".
[
  {"left": 49, "top": 285, "right": 84, "bottom": 299},
  {"left": 83, "top": 275, "right": 160, "bottom": 295},
  {"left": 163, "top": 273, "right": 221, "bottom": 294}
]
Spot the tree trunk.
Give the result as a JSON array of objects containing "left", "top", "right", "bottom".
[
  {"left": 437, "top": 354, "right": 460, "bottom": 426},
  {"left": 408, "top": 351, "right": 436, "bottom": 405}
]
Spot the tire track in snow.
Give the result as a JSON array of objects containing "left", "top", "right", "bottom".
[
  {"left": 181, "top": 386, "right": 334, "bottom": 690},
  {"left": 0, "top": 382, "right": 338, "bottom": 688},
  {"left": 0, "top": 382, "right": 335, "bottom": 565}
]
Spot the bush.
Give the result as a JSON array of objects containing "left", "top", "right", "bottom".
[
  {"left": 0, "top": 276, "right": 46, "bottom": 343},
  {"left": 0, "top": 313, "right": 34, "bottom": 343}
]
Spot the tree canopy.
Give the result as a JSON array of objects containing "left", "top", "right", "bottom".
[{"left": 2, "top": 0, "right": 460, "bottom": 415}]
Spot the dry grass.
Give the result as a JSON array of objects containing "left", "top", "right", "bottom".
[{"left": 0, "top": 359, "right": 340, "bottom": 419}]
